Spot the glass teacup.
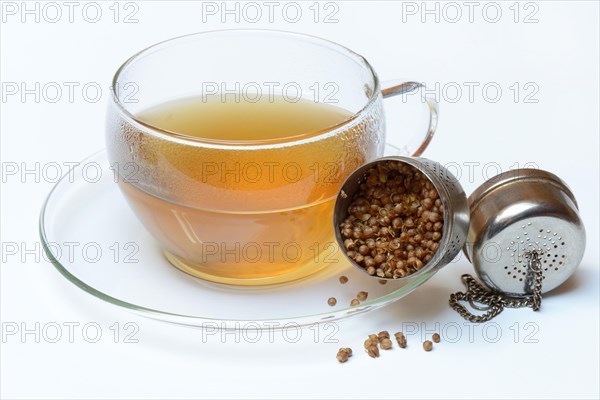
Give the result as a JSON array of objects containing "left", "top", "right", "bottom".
[{"left": 106, "top": 30, "right": 438, "bottom": 286}]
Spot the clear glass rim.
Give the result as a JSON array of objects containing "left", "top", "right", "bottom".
[
  {"left": 110, "top": 29, "right": 381, "bottom": 148},
  {"left": 38, "top": 149, "right": 434, "bottom": 329}
]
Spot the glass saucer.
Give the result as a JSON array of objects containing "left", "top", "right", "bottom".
[{"left": 39, "top": 149, "right": 437, "bottom": 329}]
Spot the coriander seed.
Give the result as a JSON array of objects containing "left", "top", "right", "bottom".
[
  {"left": 339, "top": 275, "right": 349, "bottom": 284},
  {"left": 350, "top": 299, "right": 360, "bottom": 307},
  {"left": 432, "top": 333, "right": 441, "bottom": 343},
  {"left": 377, "top": 330, "right": 390, "bottom": 340},
  {"left": 423, "top": 340, "right": 433, "bottom": 352},
  {"left": 380, "top": 338, "right": 393, "bottom": 350},
  {"left": 336, "top": 351, "right": 348, "bottom": 363},
  {"left": 336, "top": 347, "right": 352, "bottom": 363},
  {"left": 327, "top": 297, "right": 337, "bottom": 307},
  {"left": 357, "top": 291, "right": 369, "bottom": 301},
  {"left": 367, "top": 345, "right": 380, "bottom": 358},
  {"left": 394, "top": 332, "right": 407, "bottom": 348}
]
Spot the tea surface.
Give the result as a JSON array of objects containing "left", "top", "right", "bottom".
[{"left": 138, "top": 95, "right": 351, "bottom": 142}]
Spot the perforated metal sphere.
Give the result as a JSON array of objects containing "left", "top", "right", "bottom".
[{"left": 464, "top": 169, "right": 585, "bottom": 297}]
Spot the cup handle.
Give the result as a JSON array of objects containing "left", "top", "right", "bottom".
[{"left": 381, "top": 80, "right": 439, "bottom": 156}]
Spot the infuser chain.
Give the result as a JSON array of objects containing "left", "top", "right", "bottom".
[
  {"left": 528, "top": 253, "right": 543, "bottom": 311},
  {"left": 449, "top": 275, "right": 504, "bottom": 323},
  {"left": 449, "top": 253, "right": 544, "bottom": 322}
]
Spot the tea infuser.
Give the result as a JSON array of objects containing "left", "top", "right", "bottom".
[
  {"left": 450, "top": 169, "right": 586, "bottom": 322},
  {"left": 334, "top": 160, "right": 585, "bottom": 322},
  {"left": 333, "top": 156, "right": 470, "bottom": 281}
]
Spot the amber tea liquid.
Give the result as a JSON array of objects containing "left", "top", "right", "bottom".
[{"left": 118, "top": 95, "right": 380, "bottom": 285}]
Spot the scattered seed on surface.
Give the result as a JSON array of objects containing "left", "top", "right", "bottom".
[
  {"left": 336, "top": 351, "right": 348, "bottom": 363},
  {"left": 423, "top": 340, "right": 433, "bottom": 352},
  {"left": 377, "top": 330, "right": 390, "bottom": 341},
  {"left": 368, "top": 334, "right": 379, "bottom": 344},
  {"left": 350, "top": 299, "right": 360, "bottom": 307},
  {"left": 327, "top": 297, "right": 337, "bottom": 307},
  {"left": 357, "top": 291, "right": 369, "bottom": 301},
  {"left": 378, "top": 279, "right": 387, "bottom": 285},
  {"left": 364, "top": 339, "right": 374, "bottom": 349},
  {"left": 340, "top": 190, "right": 348, "bottom": 199},
  {"left": 336, "top": 347, "right": 352, "bottom": 363},
  {"left": 380, "top": 338, "right": 393, "bottom": 350},
  {"left": 367, "top": 345, "right": 380, "bottom": 358},
  {"left": 432, "top": 333, "right": 441, "bottom": 343},
  {"left": 394, "top": 332, "right": 407, "bottom": 348},
  {"left": 339, "top": 275, "right": 348, "bottom": 284}
]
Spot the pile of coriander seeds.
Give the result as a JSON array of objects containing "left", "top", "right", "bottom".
[
  {"left": 336, "top": 331, "right": 442, "bottom": 363},
  {"left": 363, "top": 331, "right": 414, "bottom": 358},
  {"left": 338, "top": 160, "right": 445, "bottom": 279}
]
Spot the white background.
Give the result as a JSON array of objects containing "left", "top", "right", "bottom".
[{"left": 1, "top": 1, "right": 599, "bottom": 399}]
